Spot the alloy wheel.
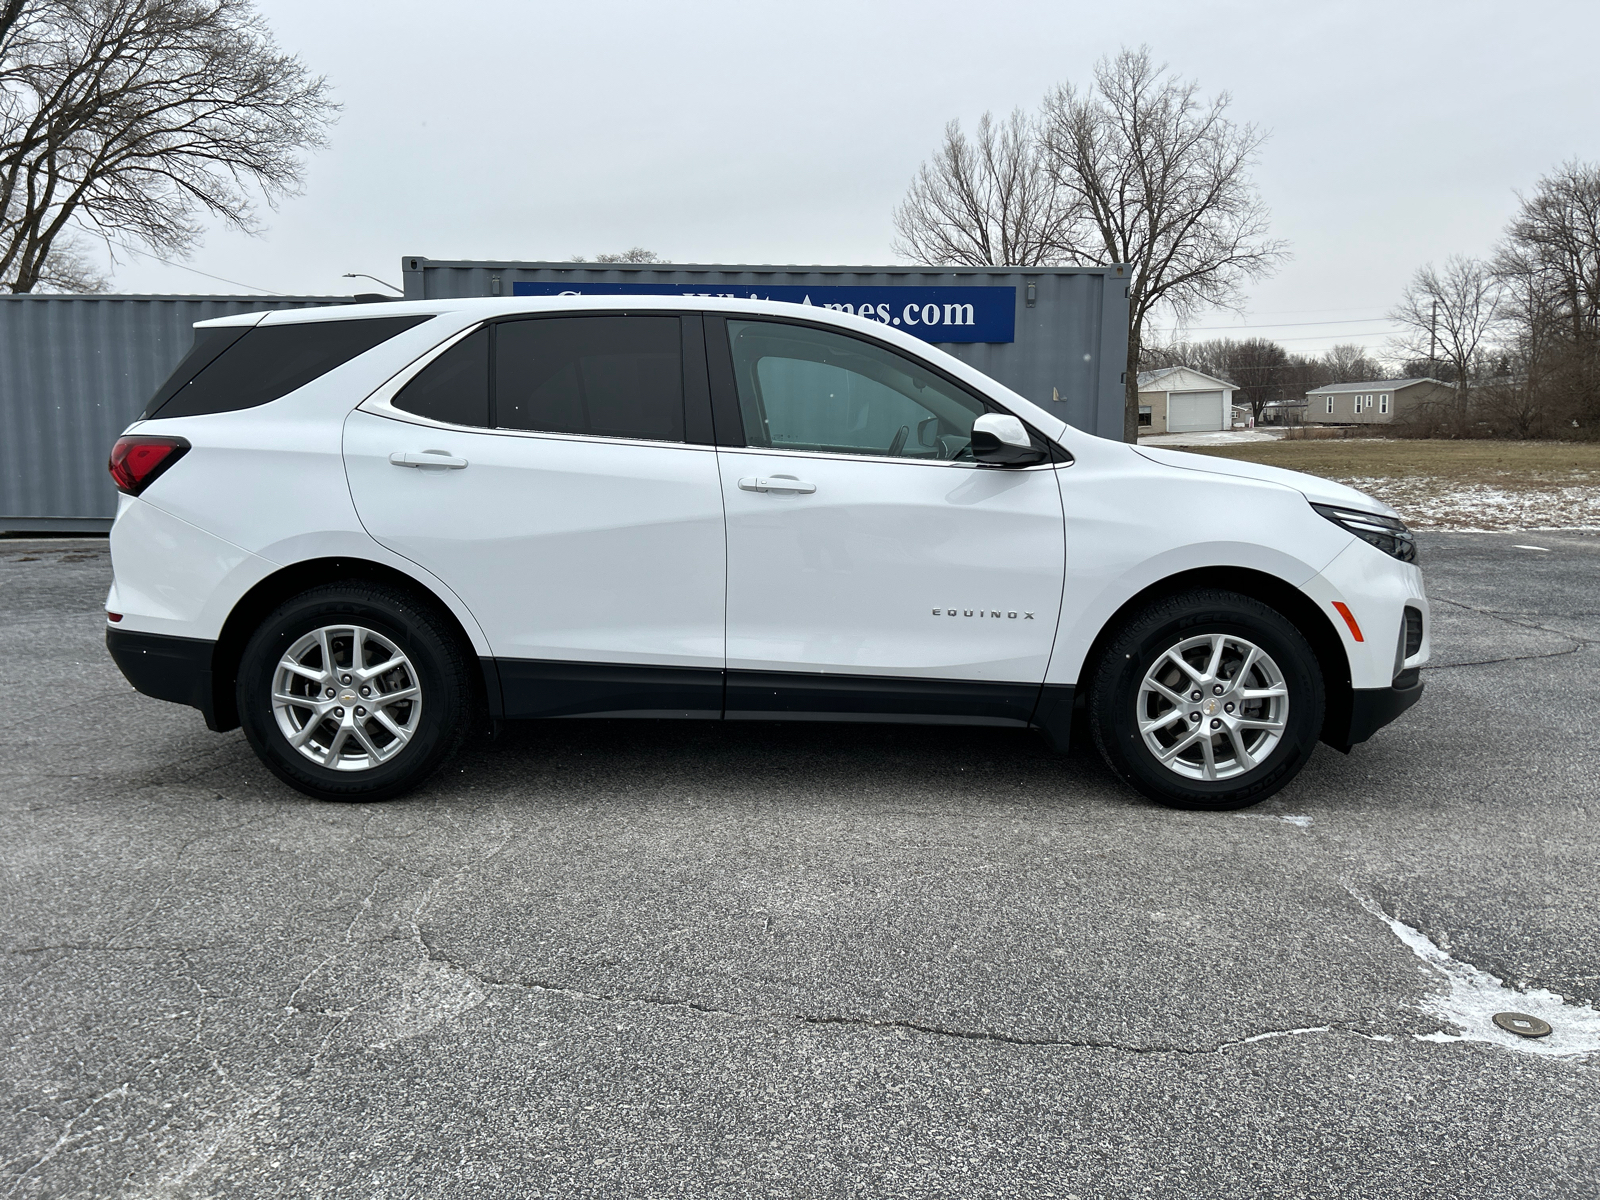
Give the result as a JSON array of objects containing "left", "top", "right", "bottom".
[
  {"left": 1136, "top": 632, "right": 1289, "bottom": 781},
  {"left": 272, "top": 624, "right": 422, "bottom": 771}
]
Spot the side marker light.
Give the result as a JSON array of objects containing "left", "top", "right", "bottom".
[
  {"left": 107, "top": 613, "right": 123, "bottom": 623},
  {"left": 1331, "top": 601, "right": 1364, "bottom": 642}
]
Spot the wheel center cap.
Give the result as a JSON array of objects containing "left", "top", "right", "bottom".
[
  {"left": 341, "top": 692, "right": 357, "bottom": 705},
  {"left": 1204, "top": 698, "right": 1219, "bottom": 716}
]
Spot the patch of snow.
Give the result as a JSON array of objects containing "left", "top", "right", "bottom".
[
  {"left": 1350, "top": 888, "right": 1600, "bottom": 1058},
  {"left": 1234, "top": 813, "right": 1313, "bottom": 828},
  {"left": 1234, "top": 1025, "right": 1332, "bottom": 1045},
  {"left": 1337, "top": 476, "right": 1600, "bottom": 532},
  {"left": 1139, "top": 429, "right": 1284, "bottom": 447}
]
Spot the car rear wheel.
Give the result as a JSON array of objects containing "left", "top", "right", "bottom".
[
  {"left": 1087, "top": 589, "right": 1324, "bottom": 810},
  {"left": 237, "top": 582, "right": 472, "bottom": 802}
]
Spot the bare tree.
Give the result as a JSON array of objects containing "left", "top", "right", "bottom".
[
  {"left": 1390, "top": 256, "right": 1503, "bottom": 431},
  {"left": 0, "top": 0, "right": 336, "bottom": 292},
  {"left": 1501, "top": 161, "right": 1600, "bottom": 348},
  {"left": 1144, "top": 335, "right": 1288, "bottom": 424},
  {"left": 1041, "top": 48, "right": 1286, "bottom": 441},
  {"left": 571, "top": 247, "right": 666, "bottom": 264},
  {"left": 1209, "top": 338, "right": 1286, "bottom": 424},
  {"left": 891, "top": 109, "right": 1072, "bottom": 267},
  {"left": 1494, "top": 161, "right": 1600, "bottom": 432},
  {"left": 1322, "top": 342, "right": 1385, "bottom": 383}
]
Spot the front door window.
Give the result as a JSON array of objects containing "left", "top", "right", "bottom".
[{"left": 726, "top": 320, "right": 987, "bottom": 460}]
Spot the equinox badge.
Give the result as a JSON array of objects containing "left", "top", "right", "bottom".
[{"left": 934, "top": 608, "right": 1033, "bottom": 619}]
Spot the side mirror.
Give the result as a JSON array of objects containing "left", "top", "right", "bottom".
[{"left": 971, "top": 413, "right": 1048, "bottom": 467}]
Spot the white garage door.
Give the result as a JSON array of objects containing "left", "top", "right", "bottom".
[{"left": 1167, "top": 390, "right": 1226, "bottom": 433}]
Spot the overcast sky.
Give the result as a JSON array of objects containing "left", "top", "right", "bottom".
[{"left": 100, "top": 0, "right": 1598, "bottom": 358}]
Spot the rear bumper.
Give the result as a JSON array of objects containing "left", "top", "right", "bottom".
[
  {"left": 106, "top": 628, "right": 221, "bottom": 729},
  {"left": 1335, "top": 672, "right": 1424, "bottom": 749}
]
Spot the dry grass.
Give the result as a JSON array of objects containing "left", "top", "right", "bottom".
[
  {"left": 1184, "top": 440, "right": 1600, "bottom": 487},
  {"left": 1183, "top": 440, "right": 1600, "bottom": 530}
]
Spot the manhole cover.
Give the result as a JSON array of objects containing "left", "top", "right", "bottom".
[{"left": 1492, "top": 1011, "right": 1552, "bottom": 1038}]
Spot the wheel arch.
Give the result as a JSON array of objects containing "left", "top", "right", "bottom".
[
  {"left": 206, "top": 557, "right": 495, "bottom": 732},
  {"left": 1072, "top": 566, "right": 1353, "bottom": 750}
]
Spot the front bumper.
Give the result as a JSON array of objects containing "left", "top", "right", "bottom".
[
  {"left": 1331, "top": 671, "right": 1424, "bottom": 750},
  {"left": 106, "top": 628, "right": 221, "bottom": 729}
]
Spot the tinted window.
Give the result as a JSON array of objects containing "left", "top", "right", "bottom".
[
  {"left": 726, "top": 320, "right": 986, "bottom": 460},
  {"left": 393, "top": 328, "right": 489, "bottom": 427},
  {"left": 141, "top": 325, "right": 250, "bottom": 418},
  {"left": 149, "top": 315, "right": 430, "bottom": 419},
  {"left": 496, "top": 316, "right": 683, "bottom": 441}
]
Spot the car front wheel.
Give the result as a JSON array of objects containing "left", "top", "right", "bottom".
[
  {"left": 1087, "top": 588, "right": 1325, "bottom": 810},
  {"left": 236, "top": 582, "right": 472, "bottom": 802}
]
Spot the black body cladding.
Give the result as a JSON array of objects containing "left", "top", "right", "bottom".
[
  {"left": 106, "top": 629, "right": 219, "bottom": 727},
  {"left": 1338, "top": 678, "right": 1425, "bottom": 748}
]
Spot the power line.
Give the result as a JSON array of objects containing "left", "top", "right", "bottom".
[
  {"left": 1177, "top": 316, "right": 1399, "bottom": 332},
  {"left": 105, "top": 239, "right": 284, "bottom": 295},
  {"left": 1232, "top": 304, "right": 1393, "bottom": 317},
  {"left": 1151, "top": 329, "right": 1400, "bottom": 347},
  {"left": 1271, "top": 331, "right": 1399, "bottom": 344}
]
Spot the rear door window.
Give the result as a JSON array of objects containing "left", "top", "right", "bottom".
[
  {"left": 392, "top": 328, "right": 489, "bottom": 427},
  {"left": 147, "top": 315, "right": 430, "bottom": 419},
  {"left": 495, "top": 315, "right": 683, "bottom": 442}
]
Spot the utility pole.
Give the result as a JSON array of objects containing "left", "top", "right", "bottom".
[{"left": 1428, "top": 299, "right": 1438, "bottom": 373}]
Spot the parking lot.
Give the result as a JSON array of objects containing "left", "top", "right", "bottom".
[{"left": 2, "top": 530, "right": 1597, "bottom": 1198}]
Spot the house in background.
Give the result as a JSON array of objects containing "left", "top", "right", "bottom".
[
  {"left": 1136, "top": 367, "right": 1237, "bottom": 435},
  {"left": 1304, "top": 378, "right": 1452, "bottom": 425},
  {"left": 1259, "top": 398, "right": 1309, "bottom": 426}
]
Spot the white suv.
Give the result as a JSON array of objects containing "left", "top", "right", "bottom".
[{"left": 104, "top": 296, "right": 1428, "bottom": 808}]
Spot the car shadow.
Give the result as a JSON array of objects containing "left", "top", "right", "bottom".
[{"left": 441, "top": 715, "right": 1127, "bottom": 811}]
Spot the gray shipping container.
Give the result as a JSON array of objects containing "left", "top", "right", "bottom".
[
  {"left": 1, "top": 294, "right": 364, "bottom": 532},
  {"left": 401, "top": 257, "right": 1131, "bottom": 440}
]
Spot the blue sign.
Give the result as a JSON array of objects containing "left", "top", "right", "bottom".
[{"left": 509, "top": 281, "right": 1015, "bottom": 343}]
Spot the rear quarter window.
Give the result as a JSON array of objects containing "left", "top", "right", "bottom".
[
  {"left": 392, "top": 327, "right": 489, "bottom": 427},
  {"left": 146, "top": 315, "right": 431, "bottom": 419}
]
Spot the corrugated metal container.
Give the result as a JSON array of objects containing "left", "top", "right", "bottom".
[
  {"left": 401, "top": 258, "right": 1131, "bottom": 439},
  {"left": 0, "top": 294, "right": 356, "bottom": 532}
]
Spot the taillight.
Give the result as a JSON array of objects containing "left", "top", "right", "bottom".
[{"left": 109, "top": 435, "right": 189, "bottom": 496}]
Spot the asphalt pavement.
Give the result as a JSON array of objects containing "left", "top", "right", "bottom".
[{"left": 2, "top": 530, "right": 1597, "bottom": 1199}]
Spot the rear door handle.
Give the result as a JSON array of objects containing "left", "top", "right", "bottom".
[
  {"left": 389, "top": 450, "right": 468, "bottom": 470},
  {"left": 738, "top": 475, "right": 816, "bottom": 494}
]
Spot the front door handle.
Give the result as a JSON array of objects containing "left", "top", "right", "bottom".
[
  {"left": 738, "top": 475, "right": 816, "bottom": 494},
  {"left": 389, "top": 450, "right": 468, "bottom": 470}
]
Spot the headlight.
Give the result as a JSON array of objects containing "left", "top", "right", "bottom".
[{"left": 1312, "top": 504, "right": 1417, "bottom": 563}]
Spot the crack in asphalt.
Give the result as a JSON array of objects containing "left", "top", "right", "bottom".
[
  {"left": 1429, "top": 594, "right": 1598, "bottom": 643},
  {"left": 1423, "top": 646, "right": 1583, "bottom": 670},
  {"left": 1422, "top": 594, "right": 1594, "bottom": 670},
  {"left": 0, "top": 1084, "right": 130, "bottom": 1197},
  {"left": 5, "top": 944, "right": 223, "bottom": 955},
  {"left": 409, "top": 926, "right": 1388, "bottom": 1057}
]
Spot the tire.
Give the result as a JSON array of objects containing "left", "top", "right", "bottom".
[
  {"left": 236, "top": 582, "right": 472, "bottom": 802},
  {"left": 1087, "top": 588, "right": 1324, "bottom": 811}
]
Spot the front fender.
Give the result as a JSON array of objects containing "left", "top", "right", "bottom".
[{"left": 1046, "top": 462, "right": 1350, "bottom": 687}]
